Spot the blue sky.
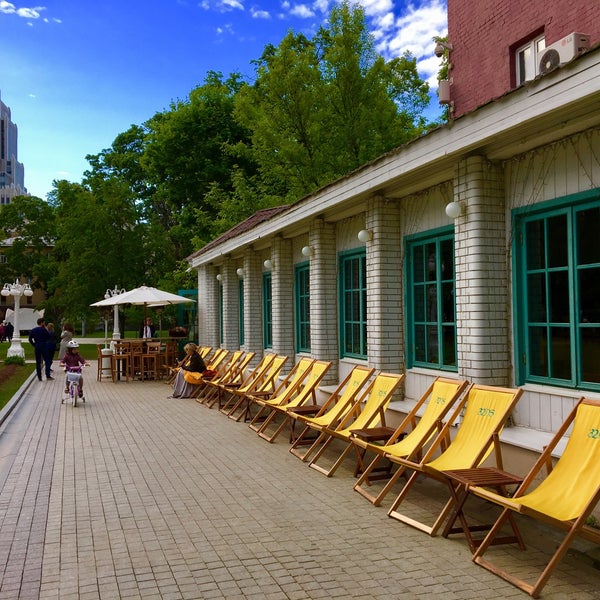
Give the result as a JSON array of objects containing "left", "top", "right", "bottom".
[{"left": 0, "top": 0, "right": 447, "bottom": 199}]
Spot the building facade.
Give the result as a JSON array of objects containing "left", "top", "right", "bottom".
[
  {"left": 0, "top": 90, "right": 27, "bottom": 205},
  {"left": 188, "top": 1, "right": 600, "bottom": 463}
]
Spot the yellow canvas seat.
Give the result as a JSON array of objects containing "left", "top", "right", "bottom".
[
  {"left": 307, "top": 372, "right": 405, "bottom": 477},
  {"left": 471, "top": 398, "right": 600, "bottom": 598},
  {"left": 200, "top": 351, "right": 256, "bottom": 407},
  {"left": 191, "top": 350, "right": 243, "bottom": 403},
  {"left": 386, "top": 384, "right": 523, "bottom": 537},
  {"left": 352, "top": 376, "right": 469, "bottom": 505},
  {"left": 223, "top": 355, "right": 289, "bottom": 422},
  {"left": 288, "top": 365, "right": 375, "bottom": 461},
  {"left": 216, "top": 353, "right": 277, "bottom": 412},
  {"left": 246, "top": 357, "right": 315, "bottom": 432},
  {"left": 253, "top": 360, "right": 332, "bottom": 443}
]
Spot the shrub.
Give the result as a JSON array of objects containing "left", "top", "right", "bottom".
[{"left": 4, "top": 355, "right": 26, "bottom": 366}]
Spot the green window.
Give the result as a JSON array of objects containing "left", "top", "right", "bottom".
[
  {"left": 262, "top": 272, "right": 272, "bottom": 348},
  {"left": 514, "top": 195, "right": 600, "bottom": 390},
  {"left": 238, "top": 278, "right": 244, "bottom": 345},
  {"left": 406, "top": 228, "right": 456, "bottom": 370},
  {"left": 295, "top": 262, "right": 310, "bottom": 352},
  {"left": 339, "top": 249, "right": 367, "bottom": 358}
]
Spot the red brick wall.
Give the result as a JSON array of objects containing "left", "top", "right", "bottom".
[{"left": 447, "top": 0, "right": 600, "bottom": 118}]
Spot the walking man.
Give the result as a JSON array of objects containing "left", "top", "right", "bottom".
[{"left": 28, "top": 318, "right": 53, "bottom": 381}]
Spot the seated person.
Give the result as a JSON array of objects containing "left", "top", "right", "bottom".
[{"left": 171, "top": 343, "right": 208, "bottom": 398}]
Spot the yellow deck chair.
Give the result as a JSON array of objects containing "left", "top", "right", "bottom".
[
  {"left": 217, "top": 353, "right": 277, "bottom": 413},
  {"left": 254, "top": 360, "right": 332, "bottom": 443},
  {"left": 198, "top": 346, "right": 212, "bottom": 358},
  {"left": 288, "top": 365, "right": 375, "bottom": 461},
  {"left": 471, "top": 398, "right": 600, "bottom": 598},
  {"left": 352, "top": 377, "right": 470, "bottom": 505},
  {"left": 184, "top": 348, "right": 230, "bottom": 398},
  {"left": 194, "top": 350, "right": 253, "bottom": 404},
  {"left": 247, "top": 357, "right": 315, "bottom": 432},
  {"left": 201, "top": 351, "right": 256, "bottom": 407},
  {"left": 386, "top": 384, "right": 523, "bottom": 536},
  {"left": 224, "top": 355, "right": 289, "bottom": 422},
  {"left": 308, "top": 372, "right": 405, "bottom": 477}
]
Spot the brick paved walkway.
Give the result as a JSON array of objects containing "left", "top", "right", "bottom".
[{"left": 0, "top": 367, "right": 599, "bottom": 599}]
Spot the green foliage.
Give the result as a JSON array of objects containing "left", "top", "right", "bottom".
[
  {"left": 233, "top": 1, "right": 430, "bottom": 201},
  {"left": 4, "top": 355, "right": 25, "bottom": 366},
  {"left": 1, "top": 5, "right": 437, "bottom": 324}
]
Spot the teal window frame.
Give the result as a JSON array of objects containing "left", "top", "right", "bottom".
[
  {"left": 339, "top": 249, "right": 367, "bottom": 359},
  {"left": 238, "top": 278, "right": 244, "bottom": 346},
  {"left": 513, "top": 190, "right": 600, "bottom": 391},
  {"left": 294, "top": 262, "right": 311, "bottom": 352},
  {"left": 262, "top": 272, "right": 272, "bottom": 348},
  {"left": 405, "top": 227, "right": 457, "bottom": 371}
]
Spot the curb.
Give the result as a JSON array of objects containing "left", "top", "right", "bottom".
[{"left": 0, "top": 369, "right": 38, "bottom": 430}]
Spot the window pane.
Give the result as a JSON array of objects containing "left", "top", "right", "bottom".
[
  {"left": 442, "top": 281, "right": 454, "bottom": 322},
  {"left": 413, "top": 246, "right": 425, "bottom": 282},
  {"left": 426, "top": 325, "right": 439, "bottom": 363},
  {"left": 579, "top": 267, "right": 600, "bottom": 323},
  {"left": 414, "top": 325, "right": 425, "bottom": 362},
  {"left": 549, "top": 271, "right": 569, "bottom": 323},
  {"left": 577, "top": 207, "right": 600, "bottom": 265},
  {"left": 426, "top": 283, "right": 438, "bottom": 322},
  {"left": 526, "top": 220, "right": 545, "bottom": 269},
  {"left": 581, "top": 328, "right": 600, "bottom": 383},
  {"left": 527, "top": 273, "right": 547, "bottom": 322},
  {"left": 547, "top": 215, "right": 568, "bottom": 268},
  {"left": 425, "top": 244, "right": 436, "bottom": 281},
  {"left": 528, "top": 326, "right": 548, "bottom": 377},
  {"left": 442, "top": 325, "right": 456, "bottom": 366},
  {"left": 440, "top": 239, "right": 454, "bottom": 279},
  {"left": 414, "top": 286, "right": 425, "bottom": 321},
  {"left": 550, "top": 327, "right": 571, "bottom": 380}
]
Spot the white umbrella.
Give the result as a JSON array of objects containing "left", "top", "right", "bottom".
[
  {"left": 91, "top": 285, "right": 195, "bottom": 337},
  {"left": 90, "top": 285, "right": 195, "bottom": 308}
]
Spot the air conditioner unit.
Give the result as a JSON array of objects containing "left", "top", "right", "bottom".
[{"left": 538, "top": 32, "right": 590, "bottom": 75}]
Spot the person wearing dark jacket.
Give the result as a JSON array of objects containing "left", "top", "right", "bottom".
[
  {"left": 28, "top": 318, "right": 53, "bottom": 381},
  {"left": 170, "top": 343, "right": 208, "bottom": 398}
]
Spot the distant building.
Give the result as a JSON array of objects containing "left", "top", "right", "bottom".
[
  {"left": 188, "top": 0, "right": 600, "bottom": 471},
  {"left": 0, "top": 90, "right": 27, "bottom": 205}
]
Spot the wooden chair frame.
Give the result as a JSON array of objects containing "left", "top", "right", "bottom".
[
  {"left": 254, "top": 360, "right": 332, "bottom": 443},
  {"left": 288, "top": 366, "right": 375, "bottom": 460},
  {"left": 353, "top": 377, "right": 470, "bottom": 506},
  {"left": 307, "top": 372, "right": 405, "bottom": 477},
  {"left": 471, "top": 397, "right": 600, "bottom": 598},
  {"left": 386, "top": 384, "right": 523, "bottom": 537}
]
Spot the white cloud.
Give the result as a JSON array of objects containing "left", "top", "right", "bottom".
[
  {"left": 222, "top": 0, "right": 244, "bottom": 10},
  {"left": 250, "top": 7, "right": 270, "bottom": 18},
  {"left": 289, "top": 4, "right": 315, "bottom": 18},
  {"left": 0, "top": 2, "right": 46, "bottom": 18}
]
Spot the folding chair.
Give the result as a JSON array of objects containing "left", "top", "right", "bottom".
[
  {"left": 471, "top": 398, "right": 600, "bottom": 598},
  {"left": 224, "top": 355, "right": 289, "bottom": 422},
  {"left": 386, "top": 384, "right": 523, "bottom": 537},
  {"left": 352, "top": 377, "right": 469, "bottom": 505},
  {"left": 216, "top": 353, "right": 277, "bottom": 413},
  {"left": 254, "top": 360, "right": 332, "bottom": 442},
  {"left": 288, "top": 365, "right": 375, "bottom": 460},
  {"left": 308, "top": 372, "right": 405, "bottom": 477},
  {"left": 197, "top": 351, "right": 255, "bottom": 406},
  {"left": 191, "top": 349, "right": 243, "bottom": 403},
  {"left": 246, "top": 357, "right": 315, "bottom": 432}
]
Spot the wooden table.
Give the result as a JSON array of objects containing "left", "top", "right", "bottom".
[
  {"left": 442, "top": 467, "right": 526, "bottom": 552},
  {"left": 348, "top": 426, "right": 396, "bottom": 477}
]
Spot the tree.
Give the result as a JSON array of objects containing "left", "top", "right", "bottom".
[
  {"left": 234, "top": 1, "right": 431, "bottom": 201},
  {"left": 0, "top": 195, "right": 57, "bottom": 295}
]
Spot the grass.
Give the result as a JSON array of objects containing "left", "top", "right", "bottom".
[{"left": 0, "top": 363, "right": 36, "bottom": 411}]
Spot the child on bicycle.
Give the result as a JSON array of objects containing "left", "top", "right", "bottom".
[{"left": 60, "top": 340, "right": 88, "bottom": 398}]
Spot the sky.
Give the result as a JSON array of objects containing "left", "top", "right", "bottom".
[{"left": 0, "top": 0, "right": 447, "bottom": 200}]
